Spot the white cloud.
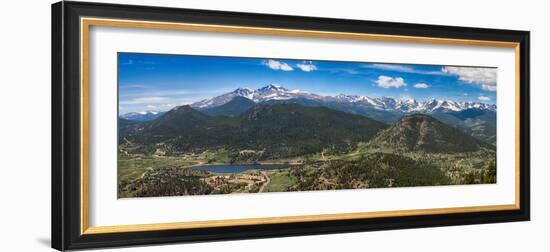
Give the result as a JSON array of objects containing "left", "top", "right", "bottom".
[
  {"left": 296, "top": 61, "right": 317, "bottom": 72},
  {"left": 442, "top": 66, "right": 497, "bottom": 91},
  {"left": 414, "top": 83, "right": 429, "bottom": 89},
  {"left": 263, "top": 59, "right": 293, "bottom": 71},
  {"left": 478, "top": 95, "right": 491, "bottom": 101},
  {"left": 364, "top": 63, "right": 444, "bottom": 75},
  {"left": 376, "top": 76, "right": 407, "bottom": 88}
]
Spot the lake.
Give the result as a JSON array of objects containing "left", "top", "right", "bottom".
[{"left": 192, "top": 164, "right": 289, "bottom": 173}]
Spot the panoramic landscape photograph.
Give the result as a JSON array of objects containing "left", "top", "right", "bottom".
[{"left": 117, "top": 52, "right": 497, "bottom": 198}]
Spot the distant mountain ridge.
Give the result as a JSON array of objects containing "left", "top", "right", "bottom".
[
  {"left": 120, "top": 110, "right": 165, "bottom": 122},
  {"left": 121, "top": 85, "right": 496, "bottom": 120},
  {"left": 190, "top": 84, "right": 496, "bottom": 114}
]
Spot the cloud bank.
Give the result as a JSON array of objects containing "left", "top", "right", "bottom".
[
  {"left": 376, "top": 76, "right": 407, "bottom": 88},
  {"left": 264, "top": 59, "right": 294, "bottom": 71},
  {"left": 442, "top": 66, "right": 497, "bottom": 91}
]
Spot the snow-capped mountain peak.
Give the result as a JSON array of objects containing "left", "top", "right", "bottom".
[
  {"left": 120, "top": 110, "right": 164, "bottom": 121},
  {"left": 191, "top": 84, "right": 324, "bottom": 108},
  {"left": 189, "top": 84, "right": 496, "bottom": 114},
  {"left": 233, "top": 87, "right": 255, "bottom": 99},
  {"left": 257, "top": 84, "right": 286, "bottom": 92}
]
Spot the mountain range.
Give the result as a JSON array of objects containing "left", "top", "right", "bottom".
[
  {"left": 190, "top": 84, "right": 496, "bottom": 114},
  {"left": 121, "top": 103, "right": 492, "bottom": 160},
  {"left": 124, "top": 103, "right": 388, "bottom": 159},
  {"left": 121, "top": 85, "right": 496, "bottom": 144},
  {"left": 121, "top": 85, "right": 496, "bottom": 120}
]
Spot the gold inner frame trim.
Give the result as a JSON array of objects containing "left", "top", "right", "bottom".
[{"left": 80, "top": 17, "right": 522, "bottom": 235}]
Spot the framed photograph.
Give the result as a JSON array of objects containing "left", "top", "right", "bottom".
[{"left": 52, "top": 1, "right": 530, "bottom": 250}]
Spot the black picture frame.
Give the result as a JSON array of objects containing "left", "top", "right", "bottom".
[{"left": 52, "top": 1, "right": 530, "bottom": 251}]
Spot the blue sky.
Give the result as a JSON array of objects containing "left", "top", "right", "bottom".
[{"left": 118, "top": 52, "right": 497, "bottom": 114}]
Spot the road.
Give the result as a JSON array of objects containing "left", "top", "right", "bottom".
[{"left": 258, "top": 171, "right": 271, "bottom": 193}]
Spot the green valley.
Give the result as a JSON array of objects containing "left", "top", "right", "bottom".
[{"left": 118, "top": 104, "right": 496, "bottom": 198}]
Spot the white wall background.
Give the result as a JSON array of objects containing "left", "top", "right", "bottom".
[{"left": 0, "top": 0, "right": 546, "bottom": 251}]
